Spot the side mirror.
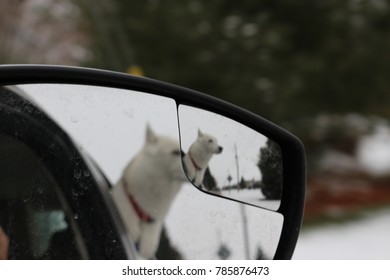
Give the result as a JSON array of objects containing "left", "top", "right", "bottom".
[{"left": 0, "top": 65, "right": 305, "bottom": 260}]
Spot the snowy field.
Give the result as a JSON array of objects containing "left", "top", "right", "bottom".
[
  {"left": 294, "top": 208, "right": 390, "bottom": 259},
  {"left": 165, "top": 185, "right": 283, "bottom": 259}
]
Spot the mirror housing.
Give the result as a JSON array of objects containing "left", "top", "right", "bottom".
[{"left": 0, "top": 65, "right": 305, "bottom": 259}]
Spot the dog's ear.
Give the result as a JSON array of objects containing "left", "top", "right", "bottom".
[
  {"left": 198, "top": 128, "right": 204, "bottom": 138},
  {"left": 146, "top": 123, "right": 158, "bottom": 144}
]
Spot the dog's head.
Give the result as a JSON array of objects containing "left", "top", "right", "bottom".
[
  {"left": 143, "top": 125, "right": 187, "bottom": 182},
  {"left": 197, "top": 129, "right": 223, "bottom": 155}
]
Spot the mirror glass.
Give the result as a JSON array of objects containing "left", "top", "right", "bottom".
[
  {"left": 179, "top": 105, "right": 282, "bottom": 211},
  {"left": 165, "top": 183, "right": 283, "bottom": 259},
  {"left": 18, "top": 84, "right": 180, "bottom": 183},
  {"left": 1, "top": 84, "right": 283, "bottom": 259}
]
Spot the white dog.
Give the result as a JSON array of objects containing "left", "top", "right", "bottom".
[
  {"left": 182, "top": 129, "right": 223, "bottom": 187},
  {"left": 111, "top": 125, "right": 187, "bottom": 259},
  {"left": 111, "top": 126, "right": 222, "bottom": 259}
]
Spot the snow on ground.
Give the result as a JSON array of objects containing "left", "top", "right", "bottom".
[
  {"left": 294, "top": 208, "right": 390, "bottom": 259},
  {"left": 297, "top": 123, "right": 390, "bottom": 259},
  {"left": 358, "top": 124, "right": 390, "bottom": 175},
  {"left": 218, "top": 188, "right": 281, "bottom": 211},
  {"left": 165, "top": 185, "right": 282, "bottom": 260}
]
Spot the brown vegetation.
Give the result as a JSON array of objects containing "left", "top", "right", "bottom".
[{"left": 304, "top": 171, "right": 390, "bottom": 221}]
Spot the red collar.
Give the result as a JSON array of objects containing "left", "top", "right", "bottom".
[
  {"left": 189, "top": 152, "right": 202, "bottom": 171},
  {"left": 123, "top": 180, "right": 155, "bottom": 223}
]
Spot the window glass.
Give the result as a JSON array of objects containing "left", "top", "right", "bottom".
[{"left": 0, "top": 133, "right": 86, "bottom": 259}]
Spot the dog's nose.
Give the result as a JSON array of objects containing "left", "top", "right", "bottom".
[{"left": 218, "top": 146, "right": 223, "bottom": 153}]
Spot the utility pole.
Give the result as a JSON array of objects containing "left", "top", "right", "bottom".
[{"left": 235, "top": 143, "right": 250, "bottom": 259}]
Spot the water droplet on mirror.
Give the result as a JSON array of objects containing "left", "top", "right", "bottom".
[
  {"left": 124, "top": 108, "right": 134, "bottom": 119},
  {"left": 105, "top": 247, "right": 113, "bottom": 256},
  {"left": 70, "top": 115, "right": 79, "bottom": 123},
  {"left": 26, "top": 105, "right": 33, "bottom": 113},
  {"left": 74, "top": 169, "right": 81, "bottom": 179},
  {"left": 83, "top": 170, "right": 90, "bottom": 177},
  {"left": 71, "top": 189, "right": 79, "bottom": 201}
]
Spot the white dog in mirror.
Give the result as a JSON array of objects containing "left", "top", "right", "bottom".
[
  {"left": 111, "top": 126, "right": 222, "bottom": 259},
  {"left": 111, "top": 125, "right": 187, "bottom": 259},
  {"left": 182, "top": 129, "right": 223, "bottom": 187}
]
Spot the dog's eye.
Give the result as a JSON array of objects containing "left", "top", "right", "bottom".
[
  {"left": 171, "top": 150, "right": 181, "bottom": 156},
  {"left": 208, "top": 139, "right": 214, "bottom": 143}
]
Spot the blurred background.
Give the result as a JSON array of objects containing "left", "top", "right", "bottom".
[{"left": 1, "top": 0, "right": 389, "bottom": 259}]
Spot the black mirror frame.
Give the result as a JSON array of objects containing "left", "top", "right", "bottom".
[{"left": 0, "top": 64, "right": 305, "bottom": 260}]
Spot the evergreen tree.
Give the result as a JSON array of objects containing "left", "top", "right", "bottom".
[
  {"left": 258, "top": 140, "right": 283, "bottom": 199},
  {"left": 77, "top": 0, "right": 390, "bottom": 173},
  {"left": 239, "top": 176, "right": 246, "bottom": 190},
  {"left": 203, "top": 167, "right": 217, "bottom": 191},
  {"left": 79, "top": 0, "right": 390, "bottom": 121}
]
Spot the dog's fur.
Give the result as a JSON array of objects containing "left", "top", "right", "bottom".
[
  {"left": 111, "top": 126, "right": 222, "bottom": 259},
  {"left": 182, "top": 129, "right": 223, "bottom": 187},
  {"left": 111, "top": 125, "right": 187, "bottom": 259}
]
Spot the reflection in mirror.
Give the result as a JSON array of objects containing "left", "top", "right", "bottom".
[
  {"left": 5, "top": 84, "right": 284, "bottom": 259},
  {"left": 19, "top": 84, "right": 182, "bottom": 259},
  {"left": 0, "top": 133, "right": 87, "bottom": 259},
  {"left": 18, "top": 84, "right": 180, "bottom": 183},
  {"left": 179, "top": 105, "right": 283, "bottom": 211}
]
